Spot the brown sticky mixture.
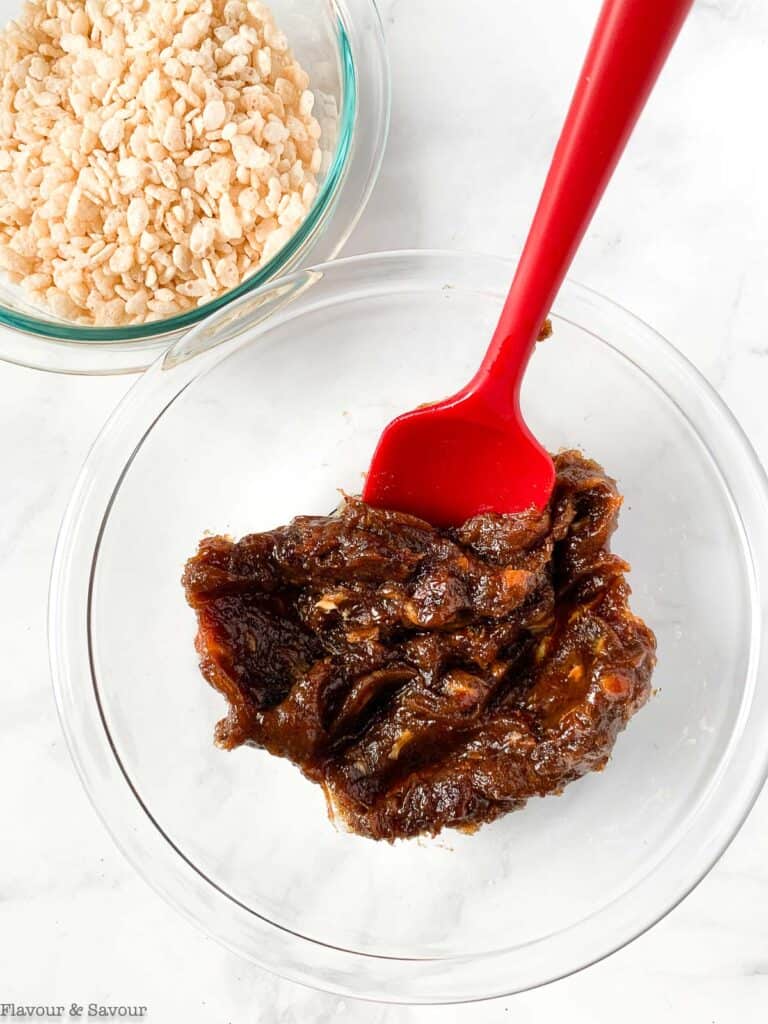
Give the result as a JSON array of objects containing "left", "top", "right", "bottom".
[{"left": 182, "top": 451, "right": 656, "bottom": 841}]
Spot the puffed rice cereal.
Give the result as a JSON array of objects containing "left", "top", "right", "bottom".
[{"left": 0, "top": 0, "right": 322, "bottom": 325}]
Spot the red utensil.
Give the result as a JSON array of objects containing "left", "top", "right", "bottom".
[{"left": 363, "top": 0, "right": 694, "bottom": 527}]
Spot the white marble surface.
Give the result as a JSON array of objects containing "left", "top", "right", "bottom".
[{"left": 2, "top": 0, "right": 768, "bottom": 1018}]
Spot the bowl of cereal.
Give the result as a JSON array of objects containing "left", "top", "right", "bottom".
[{"left": 0, "top": 0, "right": 389, "bottom": 372}]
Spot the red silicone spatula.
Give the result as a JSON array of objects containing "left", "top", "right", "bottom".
[{"left": 362, "top": 0, "right": 694, "bottom": 527}]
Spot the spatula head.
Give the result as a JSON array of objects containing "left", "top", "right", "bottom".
[{"left": 362, "top": 393, "right": 556, "bottom": 527}]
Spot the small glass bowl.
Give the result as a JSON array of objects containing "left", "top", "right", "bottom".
[
  {"left": 0, "top": 0, "right": 389, "bottom": 374},
  {"left": 49, "top": 251, "right": 768, "bottom": 1003}
]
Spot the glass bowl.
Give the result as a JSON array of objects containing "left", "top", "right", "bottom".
[
  {"left": 0, "top": 0, "right": 389, "bottom": 374},
  {"left": 49, "top": 250, "right": 768, "bottom": 1003}
]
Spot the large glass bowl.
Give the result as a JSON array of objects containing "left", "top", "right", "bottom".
[
  {"left": 0, "top": 0, "right": 389, "bottom": 373},
  {"left": 49, "top": 251, "right": 768, "bottom": 1003}
]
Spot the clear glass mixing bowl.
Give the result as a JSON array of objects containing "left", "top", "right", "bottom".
[
  {"left": 0, "top": 0, "right": 389, "bottom": 373},
  {"left": 49, "top": 251, "right": 768, "bottom": 1003}
]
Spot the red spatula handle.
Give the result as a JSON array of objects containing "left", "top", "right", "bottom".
[{"left": 470, "top": 0, "right": 694, "bottom": 407}]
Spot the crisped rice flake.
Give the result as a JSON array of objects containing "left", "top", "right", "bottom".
[{"left": 0, "top": 0, "right": 322, "bottom": 326}]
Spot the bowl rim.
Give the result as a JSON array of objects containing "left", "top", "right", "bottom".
[
  {"left": 0, "top": 0, "right": 391, "bottom": 373},
  {"left": 48, "top": 249, "right": 768, "bottom": 1003}
]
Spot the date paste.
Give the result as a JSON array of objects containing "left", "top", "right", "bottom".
[{"left": 182, "top": 450, "right": 655, "bottom": 840}]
